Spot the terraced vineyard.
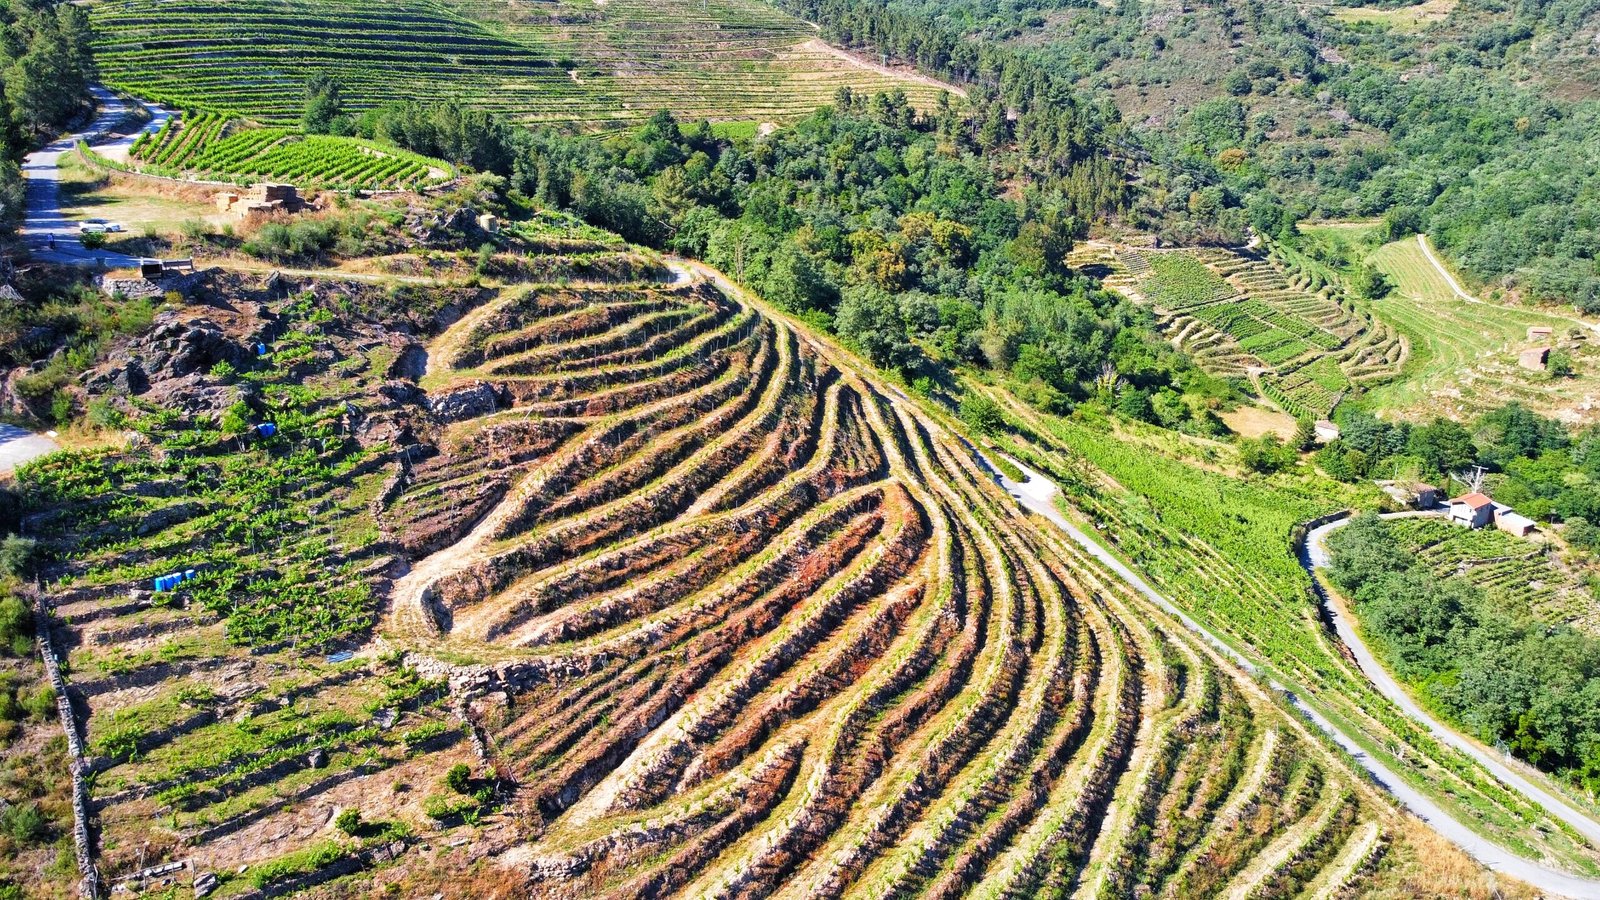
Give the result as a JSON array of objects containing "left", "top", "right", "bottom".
[
  {"left": 7, "top": 245, "right": 1426, "bottom": 896},
  {"left": 1081, "top": 242, "right": 1407, "bottom": 417},
  {"left": 370, "top": 265, "right": 1399, "bottom": 897},
  {"left": 1386, "top": 516, "right": 1599, "bottom": 634},
  {"left": 88, "top": 0, "right": 956, "bottom": 131},
  {"left": 127, "top": 112, "right": 452, "bottom": 190},
  {"left": 969, "top": 381, "right": 1600, "bottom": 884}
]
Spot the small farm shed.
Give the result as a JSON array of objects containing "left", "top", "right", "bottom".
[
  {"left": 1314, "top": 420, "right": 1340, "bottom": 444},
  {"left": 1449, "top": 492, "right": 1495, "bottom": 529},
  {"left": 1378, "top": 481, "right": 1442, "bottom": 510},
  {"left": 1496, "top": 509, "right": 1538, "bottom": 537},
  {"left": 1520, "top": 347, "right": 1551, "bottom": 372}
]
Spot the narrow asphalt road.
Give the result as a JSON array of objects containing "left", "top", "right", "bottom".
[
  {"left": 22, "top": 85, "right": 172, "bottom": 268},
  {"left": 0, "top": 424, "right": 57, "bottom": 475},
  {"left": 976, "top": 453, "right": 1600, "bottom": 899},
  {"left": 1306, "top": 514, "right": 1600, "bottom": 850}
]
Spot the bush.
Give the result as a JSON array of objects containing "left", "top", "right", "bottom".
[
  {"left": 1, "top": 802, "right": 45, "bottom": 844},
  {"left": 79, "top": 231, "right": 107, "bottom": 250},
  {"left": 444, "top": 762, "right": 472, "bottom": 794},
  {"left": 334, "top": 808, "right": 361, "bottom": 835},
  {"left": 1238, "top": 434, "right": 1296, "bottom": 474},
  {"left": 0, "top": 536, "right": 34, "bottom": 578},
  {"left": 180, "top": 218, "right": 213, "bottom": 242},
  {"left": 0, "top": 596, "right": 32, "bottom": 658},
  {"left": 960, "top": 394, "right": 1005, "bottom": 435}
]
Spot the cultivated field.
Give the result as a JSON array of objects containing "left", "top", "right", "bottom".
[
  {"left": 1356, "top": 234, "right": 1600, "bottom": 424},
  {"left": 1076, "top": 241, "right": 1407, "bottom": 417},
  {"left": 10, "top": 240, "right": 1422, "bottom": 896},
  {"left": 1386, "top": 516, "right": 1600, "bottom": 635},
  {"left": 1329, "top": 0, "right": 1459, "bottom": 31},
  {"left": 126, "top": 112, "right": 452, "bottom": 191},
  {"left": 969, "top": 383, "right": 1600, "bottom": 880},
  {"left": 87, "top": 0, "right": 957, "bottom": 131},
  {"left": 370, "top": 265, "right": 1399, "bottom": 897}
]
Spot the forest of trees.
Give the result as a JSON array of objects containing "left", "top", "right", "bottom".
[
  {"left": 1328, "top": 513, "right": 1600, "bottom": 790},
  {"left": 866, "top": 0, "right": 1600, "bottom": 310},
  {"left": 0, "top": 0, "right": 95, "bottom": 231},
  {"left": 362, "top": 93, "right": 1233, "bottom": 427}
]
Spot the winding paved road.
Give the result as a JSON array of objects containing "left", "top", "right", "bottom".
[
  {"left": 0, "top": 424, "right": 56, "bottom": 475},
  {"left": 1305, "top": 515, "right": 1600, "bottom": 851},
  {"left": 979, "top": 454, "right": 1600, "bottom": 899},
  {"left": 22, "top": 85, "right": 172, "bottom": 268}
]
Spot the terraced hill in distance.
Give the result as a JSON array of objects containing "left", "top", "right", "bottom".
[
  {"left": 1305, "top": 224, "right": 1600, "bottom": 425},
  {"left": 1074, "top": 240, "right": 1408, "bottom": 418},
  {"left": 13, "top": 238, "right": 1441, "bottom": 896},
  {"left": 87, "top": 0, "right": 958, "bottom": 131}
]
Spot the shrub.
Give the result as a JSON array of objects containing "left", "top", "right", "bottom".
[
  {"left": 444, "top": 762, "right": 472, "bottom": 794},
  {"left": 92, "top": 723, "right": 144, "bottom": 761},
  {"left": 0, "top": 597, "right": 32, "bottom": 657},
  {"left": 49, "top": 390, "right": 73, "bottom": 425},
  {"left": 0, "top": 536, "right": 34, "bottom": 578},
  {"left": 960, "top": 394, "right": 1005, "bottom": 435},
  {"left": 1238, "top": 434, "right": 1296, "bottom": 474},
  {"left": 20, "top": 685, "right": 53, "bottom": 721},
  {"left": 334, "top": 808, "right": 361, "bottom": 835},
  {"left": 87, "top": 398, "right": 127, "bottom": 430},
  {"left": 180, "top": 218, "right": 213, "bottom": 242},
  {"left": 79, "top": 231, "right": 107, "bottom": 250},
  {"left": 1, "top": 802, "right": 46, "bottom": 844}
]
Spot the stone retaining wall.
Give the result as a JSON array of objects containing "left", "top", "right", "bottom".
[{"left": 32, "top": 589, "right": 103, "bottom": 899}]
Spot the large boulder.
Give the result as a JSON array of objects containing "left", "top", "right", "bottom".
[{"left": 428, "top": 382, "right": 499, "bottom": 422}]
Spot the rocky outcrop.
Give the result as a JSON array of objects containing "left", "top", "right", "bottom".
[{"left": 427, "top": 381, "right": 500, "bottom": 422}]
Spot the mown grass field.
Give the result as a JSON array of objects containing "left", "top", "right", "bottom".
[{"left": 87, "top": 0, "right": 957, "bottom": 130}]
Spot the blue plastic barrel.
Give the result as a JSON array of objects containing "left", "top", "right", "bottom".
[
  {"left": 256, "top": 343, "right": 267, "bottom": 356},
  {"left": 185, "top": 569, "right": 196, "bottom": 581},
  {"left": 153, "top": 577, "right": 163, "bottom": 592},
  {"left": 258, "top": 423, "right": 277, "bottom": 438}
]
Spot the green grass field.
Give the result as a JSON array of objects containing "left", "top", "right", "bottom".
[
  {"left": 88, "top": 0, "right": 957, "bottom": 130},
  {"left": 1329, "top": 0, "right": 1458, "bottom": 32},
  {"left": 1356, "top": 233, "right": 1600, "bottom": 422}
]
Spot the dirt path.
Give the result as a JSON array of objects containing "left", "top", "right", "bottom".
[
  {"left": 1418, "top": 233, "right": 1600, "bottom": 337},
  {"left": 798, "top": 38, "right": 969, "bottom": 99}
]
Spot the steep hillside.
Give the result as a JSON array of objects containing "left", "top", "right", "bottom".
[
  {"left": 9, "top": 242, "right": 1411, "bottom": 896},
  {"left": 87, "top": 0, "right": 955, "bottom": 130}
]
